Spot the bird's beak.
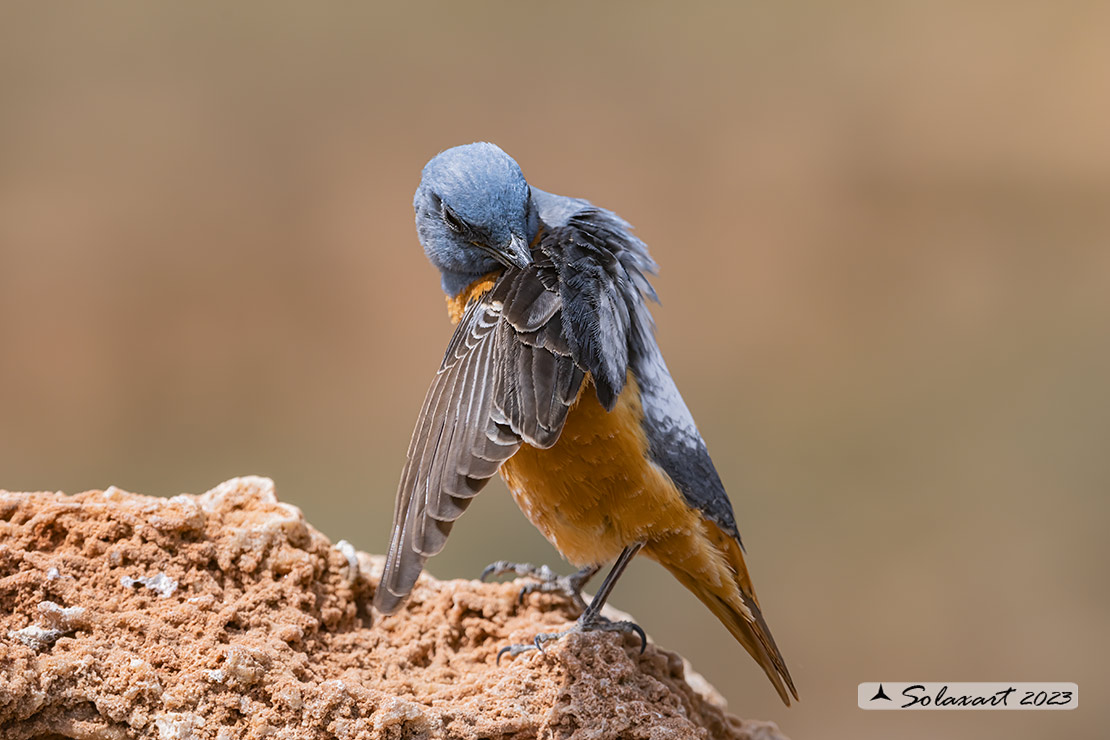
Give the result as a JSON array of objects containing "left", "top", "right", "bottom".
[
  {"left": 482, "top": 233, "right": 532, "bottom": 270},
  {"left": 503, "top": 233, "right": 532, "bottom": 268}
]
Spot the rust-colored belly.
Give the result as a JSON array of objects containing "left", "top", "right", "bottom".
[{"left": 499, "top": 375, "right": 702, "bottom": 566}]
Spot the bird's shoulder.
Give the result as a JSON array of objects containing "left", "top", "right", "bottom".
[{"left": 531, "top": 195, "right": 658, "bottom": 410}]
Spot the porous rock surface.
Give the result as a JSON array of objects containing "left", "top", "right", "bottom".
[{"left": 0, "top": 476, "right": 787, "bottom": 740}]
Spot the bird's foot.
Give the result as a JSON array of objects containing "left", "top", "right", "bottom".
[
  {"left": 495, "top": 613, "right": 647, "bottom": 665},
  {"left": 480, "top": 561, "right": 597, "bottom": 611}
]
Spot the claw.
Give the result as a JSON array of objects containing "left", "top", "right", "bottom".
[
  {"left": 489, "top": 547, "right": 647, "bottom": 665},
  {"left": 533, "top": 630, "right": 563, "bottom": 653},
  {"left": 496, "top": 642, "right": 538, "bottom": 665},
  {"left": 479, "top": 561, "right": 599, "bottom": 612},
  {"left": 620, "top": 620, "right": 648, "bottom": 654},
  {"left": 494, "top": 615, "right": 648, "bottom": 664},
  {"left": 480, "top": 560, "right": 557, "bottom": 584},
  {"left": 481, "top": 560, "right": 523, "bottom": 583}
]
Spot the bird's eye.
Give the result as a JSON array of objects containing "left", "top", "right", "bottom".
[{"left": 442, "top": 205, "right": 468, "bottom": 233}]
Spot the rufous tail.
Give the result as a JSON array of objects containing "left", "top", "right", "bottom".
[{"left": 653, "top": 522, "right": 798, "bottom": 706}]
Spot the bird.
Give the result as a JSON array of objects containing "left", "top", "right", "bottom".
[{"left": 373, "top": 142, "right": 797, "bottom": 705}]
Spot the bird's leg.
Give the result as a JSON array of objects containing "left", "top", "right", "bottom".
[
  {"left": 480, "top": 561, "right": 600, "bottom": 611},
  {"left": 496, "top": 543, "right": 647, "bottom": 664}
]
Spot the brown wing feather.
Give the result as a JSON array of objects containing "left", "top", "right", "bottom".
[{"left": 374, "top": 267, "right": 583, "bottom": 614}]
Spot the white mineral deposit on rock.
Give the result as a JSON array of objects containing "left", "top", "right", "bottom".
[{"left": 120, "top": 572, "right": 179, "bottom": 598}]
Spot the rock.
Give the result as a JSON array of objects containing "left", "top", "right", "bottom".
[{"left": 0, "top": 476, "right": 788, "bottom": 740}]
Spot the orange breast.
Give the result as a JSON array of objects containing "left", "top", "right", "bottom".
[
  {"left": 499, "top": 375, "right": 704, "bottom": 566},
  {"left": 444, "top": 275, "right": 712, "bottom": 570},
  {"left": 445, "top": 273, "right": 500, "bottom": 324}
]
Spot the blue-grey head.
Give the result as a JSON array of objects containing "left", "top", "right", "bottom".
[{"left": 414, "top": 142, "right": 539, "bottom": 296}]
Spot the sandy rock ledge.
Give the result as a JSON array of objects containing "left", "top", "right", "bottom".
[{"left": 0, "top": 476, "right": 788, "bottom": 740}]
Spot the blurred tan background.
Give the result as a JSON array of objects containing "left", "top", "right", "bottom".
[{"left": 2, "top": 2, "right": 1107, "bottom": 738}]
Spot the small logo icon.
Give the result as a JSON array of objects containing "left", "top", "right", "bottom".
[{"left": 870, "top": 684, "right": 892, "bottom": 701}]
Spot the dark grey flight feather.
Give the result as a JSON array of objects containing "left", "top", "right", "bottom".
[
  {"left": 375, "top": 256, "right": 585, "bottom": 614},
  {"left": 374, "top": 214, "right": 659, "bottom": 614}
]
